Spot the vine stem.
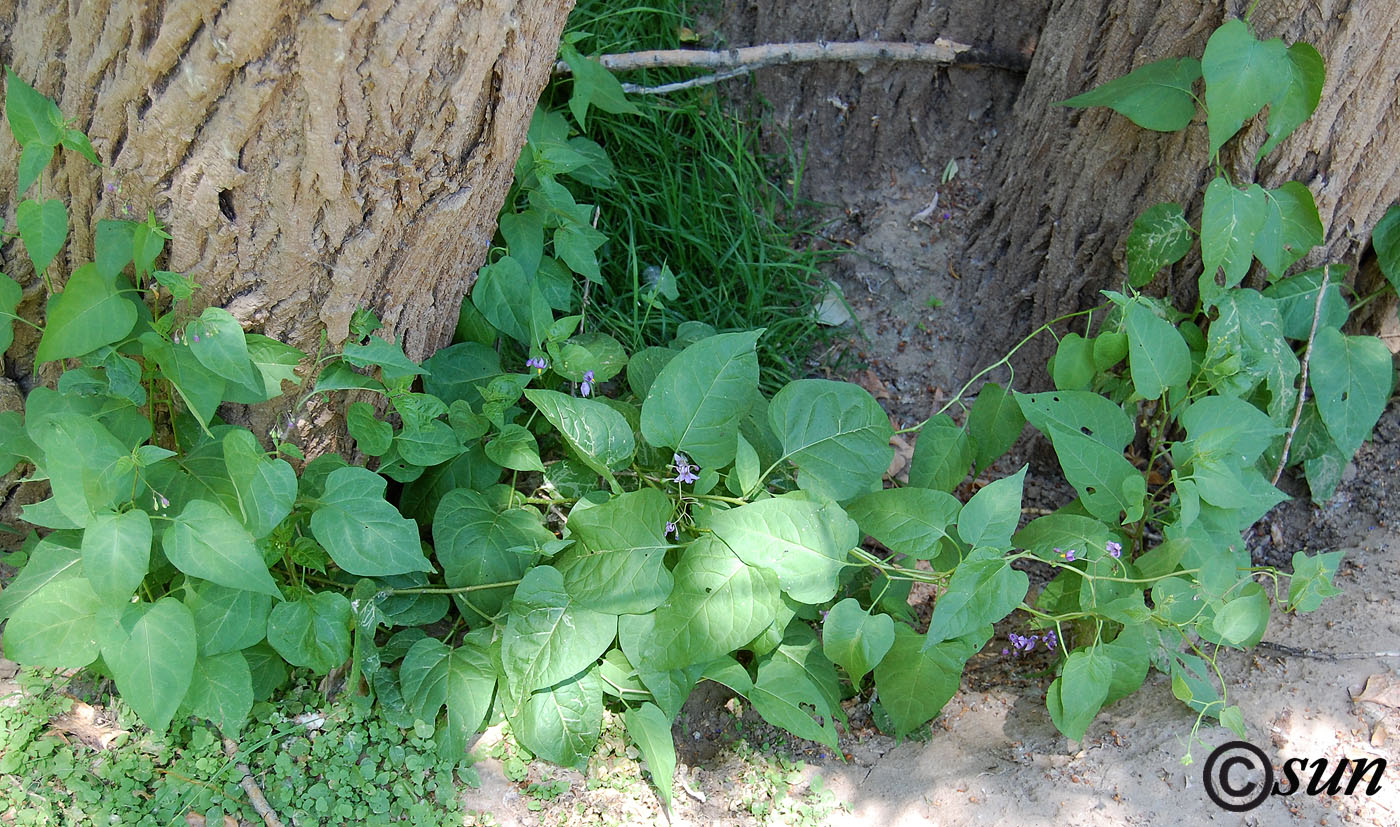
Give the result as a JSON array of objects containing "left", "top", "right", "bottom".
[
  {"left": 895, "top": 305, "right": 1104, "bottom": 434},
  {"left": 1272, "top": 263, "right": 1331, "bottom": 485}
]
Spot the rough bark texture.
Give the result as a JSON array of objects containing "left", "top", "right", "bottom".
[
  {"left": 0, "top": 0, "right": 573, "bottom": 381},
  {"left": 955, "top": 0, "right": 1400, "bottom": 377},
  {"left": 716, "top": 0, "right": 1049, "bottom": 203}
]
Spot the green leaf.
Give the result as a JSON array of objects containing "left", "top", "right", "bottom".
[
  {"left": 706, "top": 495, "right": 857, "bottom": 603},
  {"left": 4, "top": 68, "right": 62, "bottom": 146},
  {"left": 1124, "top": 300, "right": 1190, "bottom": 400},
  {"left": 61, "top": 127, "right": 101, "bottom": 165},
  {"left": 1016, "top": 390, "right": 1134, "bottom": 450},
  {"left": 768, "top": 379, "right": 893, "bottom": 501},
  {"left": 395, "top": 420, "right": 462, "bottom": 467},
  {"left": 484, "top": 423, "right": 545, "bottom": 472},
  {"left": 35, "top": 264, "right": 138, "bottom": 363},
  {"left": 97, "top": 599, "right": 196, "bottom": 732},
  {"left": 1263, "top": 267, "right": 1349, "bottom": 339},
  {"left": 1125, "top": 203, "right": 1193, "bottom": 287},
  {"left": 399, "top": 637, "right": 497, "bottom": 762},
  {"left": 130, "top": 213, "right": 168, "bottom": 277},
  {"left": 223, "top": 429, "right": 296, "bottom": 539},
  {"left": 1012, "top": 513, "right": 1111, "bottom": 563},
  {"left": 555, "top": 488, "right": 674, "bottom": 614},
  {"left": 749, "top": 658, "right": 839, "bottom": 749},
  {"left": 640, "top": 330, "right": 762, "bottom": 468},
  {"left": 1200, "top": 179, "right": 1268, "bottom": 303},
  {"left": 186, "top": 582, "right": 271, "bottom": 656},
  {"left": 17, "top": 143, "right": 52, "bottom": 194},
  {"left": 1210, "top": 584, "right": 1270, "bottom": 647},
  {"left": 164, "top": 499, "right": 282, "bottom": 598},
  {"left": 1201, "top": 289, "right": 1298, "bottom": 422},
  {"left": 29, "top": 413, "right": 134, "bottom": 524},
  {"left": 1309, "top": 328, "right": 1394, "bottom": 458},
  {"left": 1202, "top": 19, "right": 1290, "bottom": 155},
  {"left": 554, "top": 222, "right": 607, "bottom": 283},
  {"left": 185, "top": 651, "right": 253, "bottom": 734},
  {"left": 472, "top": 256, "right": 535, "bottom": 346},
  {"left": 627, "top": 347, "right": 676, "bottom": 398},
  {"left": 81, "top": 510, "right": 151, "bottom": 605},
  {"left": 955, "top": 466, "right": 1027, "bottom": 549},
  {"left": 821, "top": 598, "right": 895, "bottom": 684},
  {"left": 152, "top": 270, "right": 196, "bottom": 303},
  {"left": 1059, "top": 56, "right": 1201, "bottom": 131},
  {"left": 94, "top": 219, "right": 137, "bottom": 281},
  {"left": 561, "top": 45, "right": 641, "bottom": 129},
  {"left": 547, "top": 331, "right": 628, "bottom": 383},
  {"left": 526, "top": 389, "right": 635, "bottom": 489},
  {"left": 342, "top": 337, "right": 423, "bottom": 382},
  {"left": 186, "top": 307, "right": 259, "bottom": 387},
  {"left": 924, "top": 547, "right": 1028, "bottom": 645},
  {"left": 1044, "top": 424, "right": 1146, "bottom": 524},
  {"left": 1255, "top": 182, "right": 1323, "bottom": 278},
  {"left": 421, "top": 341, "right": 501, "bottom": 407},
  {"left": 433, "top": 488, "right": 554, "bottom": 619},
  {"left": 623, "top": 703, "right": 676, "bottom": 806},
  {"left": 967, "top": 382, "right": 1025, "bottom": 475},
  {"left": 0, "top": 274, "right": 20, "bottom": 356},
  {"left": 0, "top": 537, "right": 81, "bottom": 620},
  {"left": 874, "top": 626, "right": 964, "bottom": 737},
  {"left": 17, "top": 198, "right": 68, "bottom": 275},
  {"left": 1373, "top": 205, "right": 1400, "bottom": 304},
  {"left": 502, "top": 566, "right": 617, "bottom": 708},
  {"left": 2, "top": 576, "right": 100, "bottom": 669},
  {"left": 845, "top": 487, "right": 961, "bottom": 563},
  {"left": 140, "top": 334, "right": 224, "bottom": 431},
  {"left": 618, "top": 536, "right": 780, "bottom": 672},
  {"left": 267, "top": 592, "right": 352, "bottom": 674},
  {"left": 1051, "top": 332, "right": 1097, "bottom": 390},
  {"left": 907, "top": 414, "right": 972, "bottom": 493},
  {"left": 1258, "top": 42, "right": 1325, "bottom": 160},
  {"left": 347, "top": 401, "right": 393, "bottom": 456},
  {"left": 1046, "top": 647, "right": 1113, "bottom": 741},
  {"left": 1286, "top": 550, "right": 1344, "bottom": 613},
  {"left": 309, "top": 466, "right": 432, "bottom": 576},
  {"left": 313, "top": 360, "right": 385, "bottom": 394},
  {"left": 499, "top": 209, "right": 545, "bottom": 276},
  {"left": 510, "top": 670, "right": 604, "bottom": 772},
  {"left": 733, "top": 433, "right": 761, "bottom": 495}
]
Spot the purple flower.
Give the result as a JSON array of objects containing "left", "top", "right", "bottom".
[
  {"left": 580, "top": 369, "right": 595, "bottom": 397},
  {"left": 192, "top": 334, "right": 201, "bottom": 343},
  {"left": 1043, "top": 629, "right": 1058, "bottom": 651},
  {"left": 526, "top": 357, "right": 549, "bottom": 373},
  {"left": 671, "top": 452, "right": 700, "bottom": 485},
  {"left": 1063, "top": 548, "right": 1077, "bottom": 563},
  {"left": 1008, "top": 633, "right": 1039, "bottom": 655},
  {"left": 1106, "top": 540, "right": 1123, "bottom": 559},
  {"left": 665, "top": 521, "right": 677, "bottom": 538}
]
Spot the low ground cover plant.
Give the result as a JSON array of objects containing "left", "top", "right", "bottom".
[{"left": 0, "top": 12, "right": 1397, "bottom": 817}]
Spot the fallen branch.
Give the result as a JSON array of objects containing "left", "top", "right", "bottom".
[
  {"left": 1272, "top": 263, "right": 1332, "bottom": 485},
  {"left": 1257, "top": 640, "right": 1400, "bottom": 661},
  {"left": 553, "top": 39, "right": 1033, "bottom": 95},
  {"left": 221, "top": 736, "right": 283, "bottom": 827}
]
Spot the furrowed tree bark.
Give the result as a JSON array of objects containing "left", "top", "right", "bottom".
[
  {"left": 955, "top": 0, "right": 1400, "bottom": 380},
  {"left": 0, "top": 0, "right": 573, "bottom": 381}
]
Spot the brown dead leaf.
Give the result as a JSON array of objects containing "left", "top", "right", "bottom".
[
  {"left": 184, "top": 813, "right": 206, "bottom": 827},
  {"left": 853, "top": 369, "right": 891, "bottom": 401},
  {"left": 887, "top": 434, "right": 914, "bottom": 483},
  {"left": 48, "top": 698, "right": 127, "bottom": 750},
  {"left": 1354, "top": 673, "right": 1400, "bottom": 710},
  {"left": 1372, "top": 719, "right": 1390, "bottom": 748}
]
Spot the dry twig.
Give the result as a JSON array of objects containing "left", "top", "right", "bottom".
[
  {"left": 1272, "top": 263, "right": 1332, "bottom": 485},
  {"left": 553, "top": 39, "right": 1032, "bottom": 95},
  {"left": 221, "top": 736, "right": 283, "bottom": 827}
]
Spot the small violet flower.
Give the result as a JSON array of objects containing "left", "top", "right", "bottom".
[
  {"left": 526, "top": 356, "right": 549, "bottom": 373},
  {"left": 1106, "top": 540, "right": 1123, "bottom": 559},
  {"left": 1008, "top": 633, "right": 1039, "bottom": 655},
  {"left": 665, "top": 521, "right": 678, "bottom": 538},
  {"left": 580, "top": 369, "right": 595, "bottom": 398},
  {"left": 671, "top": 452, "right": 700, "bottom": 485},
  {"left": 1059, "top": 547, "right": 1077, "bottom": 563},
  {"left": 1043, "top": 629, "right": 1058, "bottom": 651}
]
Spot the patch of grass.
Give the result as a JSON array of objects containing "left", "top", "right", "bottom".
[
  {"left": 554, "top": 0, "right": 842, "bottom": 389},
  {"left": 0, "top": 668, "right": 469, "bottom": 825}
]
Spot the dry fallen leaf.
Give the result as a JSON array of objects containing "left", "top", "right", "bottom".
[
  {"left": 47, "top": 698, "right": 127, "bottom": 750},
  {"left": 887, "top": 434, "right": 914, "bottom": 483},
  {"left": 854, "top": 369, "right": 891, "bottom": 401},
  {"left": 1354, "top": 673, "right": 1400, "bottom": 710}
]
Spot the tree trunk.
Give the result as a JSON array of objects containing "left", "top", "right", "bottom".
[
  {"left": 955, "top": 0, "right": 1400, "bottom": 379},
  {"left": 0, "top": 0, "right": 573, "bottom": 384}
]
